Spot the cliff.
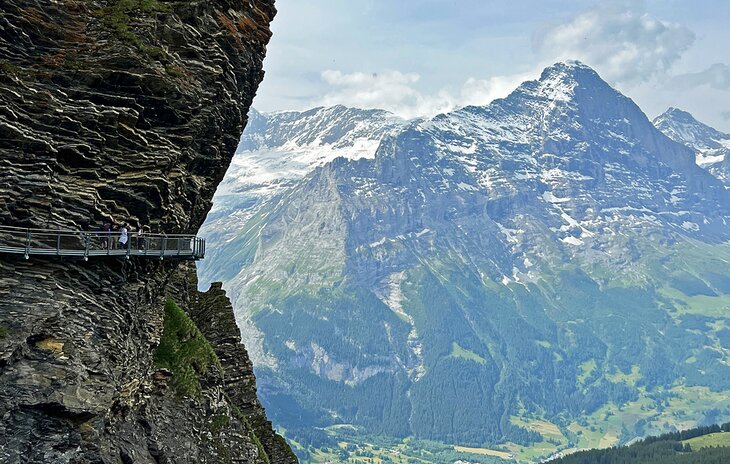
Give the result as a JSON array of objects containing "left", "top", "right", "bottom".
[{"left": 0, "top": 1, "right": 296, "bottom": 462}]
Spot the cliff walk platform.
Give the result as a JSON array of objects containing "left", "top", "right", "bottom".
[{"left": 0, "top": 225, "right": 205, "bottom": 260}]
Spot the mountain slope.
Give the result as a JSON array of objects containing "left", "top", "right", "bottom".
[
  {"left": 551, "top": 422, "right": 730, "bottom": 464},
  {"left": 653, "top": 107, "right": 730, "bottom": 183},
  {"left": 199, "top": 105, "right": 406, "bottom": 288},
  {"left": 211, "top": 61, "right": 730, "bottom": 461}
]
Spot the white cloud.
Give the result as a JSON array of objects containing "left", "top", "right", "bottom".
[
  {"left": 538, "top": 2, "right": 695, "bottom": 85},
  {"left": 317, "top": 69, "right": 535, "bottom": 119},
  {"left": 670, "top": 63, "right": 730, "bottom": 91},
  {"left": 314, "top": 3, "right": 705, "bottom": 120},
  {"left": 318, "top": 70, "right": 455, "bottom": 119}
]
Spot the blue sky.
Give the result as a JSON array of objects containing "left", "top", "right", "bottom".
[{"left": 254, "top": 0, "right": 730, "bottom": 130}]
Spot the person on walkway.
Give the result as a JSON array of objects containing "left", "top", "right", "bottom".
[
  {"left": 97, "top": 223, "right": 104, "bottom": 249},
  {"left": 118, "top": 224, "right": 129, "bottom": 250},
  {"left": 136, "top": 224, "right": 145, "bottom": 250},
  {"left": 109, "top": 223, "right": 116, "bottom": 249},
  {"left": 100, "top": 222, "right": 110, "bottom": 249}
]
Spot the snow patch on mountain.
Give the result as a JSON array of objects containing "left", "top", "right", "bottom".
[{"left": 198, "top": 106, "right": 408, "bottom": 289}]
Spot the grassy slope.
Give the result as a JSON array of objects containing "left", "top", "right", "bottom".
[
  {"left": 684, "top": 432, "right": 730, "bottom": 450},
  {"left": 305, "top": 237, "right": 730, "bottom": 463}
]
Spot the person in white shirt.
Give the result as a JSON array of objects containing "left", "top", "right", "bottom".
[{"left": 118, "top": 224, "right": 128, "bottom": 249}]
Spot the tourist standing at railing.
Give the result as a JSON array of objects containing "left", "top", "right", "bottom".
[
  {"left": 118, "top": 224, "right": 129, "bottom": 249},
  {"left": 97, "top": 223, "right": 104, "bottom": 248},
  {"left": 100, "top": 223, "right": 110, "bottom": 249},
  {"left": 110, "top": 223, "right": 117, "bottom": 249},
  {"left": 136, "top": 225, "right": 145, "bottom": 250}
]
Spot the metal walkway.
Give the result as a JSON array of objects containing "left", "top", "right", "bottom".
[{"left": 0, "top": 225, "right": 205, "bottom": 260}]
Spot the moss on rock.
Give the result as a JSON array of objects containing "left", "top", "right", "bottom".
[{"left": 95, "top": 0, "right": 170, "bottom": 52}]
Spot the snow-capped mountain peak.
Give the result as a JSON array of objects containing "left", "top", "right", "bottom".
[
  {"left": 653, "top": 107, "right": 730, "bottom": 181},
  {"left": 239, "top": 105, "right": 406, "bottom": 152},
  {"left": 214, "top": 105, "right": 408, "bottom": 202},
  {"left": 653, "top": 107, "right": 730, "bottom": 154},
  {"left": 198, "top": 105, "right": 408, "bottom": 287}
]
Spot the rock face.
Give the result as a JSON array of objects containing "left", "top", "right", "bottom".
[
  {"left": 0, "top": 1, "right": 295, "bottom": 463},
  {"left": 172, "top": 266, "right": 295, "bottom": 464}
]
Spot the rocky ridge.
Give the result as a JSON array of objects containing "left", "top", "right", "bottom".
[
  {"left": 653, "top": 107, "right": 730, "bottom": 184},
  {"left": 0, "top": 1, "right": 294, "bottom": 463}
]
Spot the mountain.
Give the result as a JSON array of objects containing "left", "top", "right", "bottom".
[
  {"left": 653, "top": 108, "right": 730, "bottom": 184},
  {"left": 0, "top": 2, "right": 295, "bottom": 463},
  {"left": 205, "top": 61, "right": 730, "bottom": 462},
  {"left": 198, "top": 105, "right": 406, "bottom": 288}
]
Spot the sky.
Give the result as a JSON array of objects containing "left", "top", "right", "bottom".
[{"left": 253, "top": 0, "right": 730, "bottom": 131}]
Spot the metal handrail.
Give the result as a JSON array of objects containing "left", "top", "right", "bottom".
[
  {"left": 0, "top": 225, "right": 205, "bottom": 261},
  {"left": 0, "top": 224, "right": 200, "bottom": 237}
]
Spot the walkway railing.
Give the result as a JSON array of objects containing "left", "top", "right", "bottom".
[{"left": 0, "top": 225, "right": 205, "bottom": 260}]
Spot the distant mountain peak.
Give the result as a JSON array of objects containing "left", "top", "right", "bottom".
[
  {"left": 536, "top": 60, "right": 605, "bottom": 87},
  {"left": 653, "top": 106, "right": 730, "bottom": 149},
  {"left": 447, "top": 60, "right": 654, "bottom": 153},
  {"left": 664, "top": 106, "right": 688, "bottom": 115},
  {"left": 236, "top": 104, "right": 405, "bottom": 153},
  {"left": 656, "top": 107, "right": 703, "bottom": 125},
  {"left": 654, "top": 106, "right": 730, "bottom": 179}
]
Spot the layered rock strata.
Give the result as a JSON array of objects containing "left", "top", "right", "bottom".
[{"left": 0, "top": 1, "right": 294, "bottom": 462}]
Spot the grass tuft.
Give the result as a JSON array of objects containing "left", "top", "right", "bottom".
[{"left": 210, "top": 414, "right": 231, "bottom": 433}]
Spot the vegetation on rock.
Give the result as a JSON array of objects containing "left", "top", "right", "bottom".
[
  {"left": 95, "top": 0, "right": 169, "bottom": 50},
  {"left": 154, "top": 298, "right": 222, "bottom": 397}
]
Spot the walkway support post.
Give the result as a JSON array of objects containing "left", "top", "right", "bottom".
[
  {"left": 84, "top": 232, "right": 90, "bottom": 261},
  {"left": 24, "top": 229, "right": 30, "bottom": 260},
  {"left": 160, "top": 233, "right": 167, "bottom": 260}
]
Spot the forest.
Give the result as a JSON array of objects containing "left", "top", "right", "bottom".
[{"left": 551, "top": 422, "right": 730, "bottom": 463}]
